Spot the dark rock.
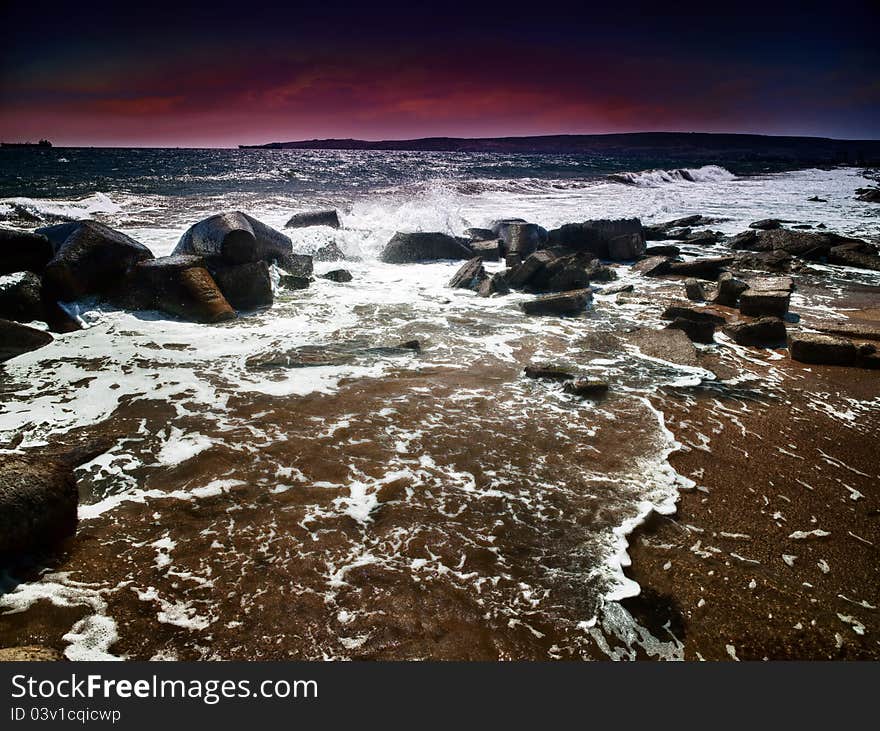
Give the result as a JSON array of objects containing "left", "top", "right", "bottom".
[
  {"left": 506, "top": 250, "right": 556, "bottom": 289},
  {"left": 547, "top": 218, "right": 644, "bottom": 260},
  {"left": 732, "top": 250, "right": 793, "bottom": 272},
  {"left": 792, "top": 224, "right": 814, "bottom": 230},
  {"left": 608, "top": 232, "right": 647, "bottom": 260},
  {"left": 855, "top": 188, "right": 880, "bottom": 203},
  {"left": 808, "top": 195, "right": 828, "bottom": 202},
  {"left": 600, "top": 283, "right": 634, "bottom": 295},
  {"left": 722, "top": 317, "right": 787, "bottom": 347},
  {"left": 680, "top": 230, "right": 724, "bottom": 246},
  {"left": 520, "top": 289, "right": 591, "bottom": 316},
  {"left": 211, "top": 261, "right": 273, "bottom": 310},
  {"left": 625, "top": 328, "right": 699, "bottom": 367},
  {"left": 477, "top": 272, "right": 511, "bottom": 297},
  {"left": 857, "top": 344, "right": 880, "bottom": 369},
  {"left": 749, "top": 219, "right": 783, "bottom": 230},
  {"left": 285, "top": 209, "right": 340, "bottom": 229},
  {"left": 684, "top": 278, "right": 706, "bottom": 301},
  {"left": 584, "top": 261, "right": 617, "bottom": 282},
  {"left": 661, "top": 304, "right": 727, "bottom": 325},
  {"left": 665, "top": 317, "right": 715, "bottom": 343},
  {"left": 470, "top": 238, "right": 501, "bottom": 262},
  {"left": 524, "top": 365, "right": 575, "bottom": 381},
  {"left": 727, "top": 230, "right": 760, "bottom": 250},
  {"left": 0, "top": 271, "right": 44, "bottom": 322},
  {"left": 810, "top": 320, "right": 880, "bottom": 342},
  {"left": 563, "top": 378, "right": 609, "bottom": 398},
  {"left": 530, "top": 253, "right": 594, "bottom": 292},
  {"left": 0, "top": 318, "right": 53, "bottom": 362},
  {"left": 37, "top": 221, "right": 154, "bottom": 301},
  {"left": 399, "top": 340, "right": 421, "bottom": 351},
  {"left": 646, "top": 245, "right": 681, "bottom": 257},
  {"left": 464, "top": 227, "right": 495, "bottom": 242},
  {"left": 665, "top": 256, "right": 735, "bottom": 279},
  {"left": 276, "top": 253, "right": 314, "bottom": 277},
  {"left": 0, "top": 227, "right": 53, "bottom": 275},
  {"left": 379, "top": 232, "right": 472, "bottom": 263},
  {"left": 111, "top": 255, "right": 236, "bottom": 323},
  {"left": 321, "top": 269, "right": 353, "bottom": 283},
  {"left": 279, "top": 275, "right": 311, "bottom": 290},
  {"left": 173, "top": 212, "right": 292, "bottom": 265},
  {"left": 749, "top": 276, "right": 794, "bottom": 293},
  {"left": 632, "top": 256, "right": 672, "bottom": 276},
  {"left": 643, "top": 215, "right": 715, "bottom": 240},
  {"left": 494, "top": 222, "right": 548, "bottom": 259},
  {"left": 449, "top": 257, "right": 487, "bottom": 290},
  {"left": 739, "top": 288, "right": 790, "bottom": 318},
  {"left": 712, "top": 272, "right": 749, "bottom": 307},
  {"left": 828, "top": 244, "right": 880, "bottom": 271},
  {"left": 314, "top": 242, "right": 345, "bottom": 261},
  {"left": 789, "top": 333, "right": 857, "bottom": 366}
]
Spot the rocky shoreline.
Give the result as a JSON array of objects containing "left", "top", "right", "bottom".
[{"left": 1, "top": 187, "right": 878, "bottom": 660}]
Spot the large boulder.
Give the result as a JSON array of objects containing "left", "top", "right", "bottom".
[
  {"left": 661, "top": 304, "right": 727, "bottom": 325},
  {"left": 285, "top": 209, "right": 340, "bottom": 229},
  {"left": 789, "top": 333, "right": 858, "bottom": 366},
  {"left": 531, "top": 254, "right": 593, "bottom": 292},
  {"left": 314, "top": 242, "right": 345, "bottom": 261},
  {"left": 665, "top": 317, "right": 715, "bottom": 343},
  {"left": 520, "top": 289, "right": 591, "bottom": 316},
  {"left": 665, "top": 256, "right": 735, "bottom": 279},
  {"left": 632, "top": 255, "right": 673, "bottom": 276},
  {"left": 0, "top": 440, "right": 113, "bottom": 562},
  {"left": 0, "top": 227, "right": 53, "bottom": 275},
  {"left": 110, "top": 255, "right": 236, "bottom": 323},
  {"left": 37, "top": 221, "right": 154, "bottom": 301},
  {"left": 712, "top": 272, "right": 749, "bottom": 307},
  {"left": 276, "top": 252, "right": 314, "bottom": 277},
  {"left": 643, "top": 215, "right": 715, "bottom": 240},
  {"left": 494, "top": 222, "right": 548, "bottom": 260},
  {"left": 506, "top": 250, "right": 557, "bottom": 289},
  {"left": 211, "top": 261, "right": 273, "bottom": 310},
  {"left": 749, "top": 219, "right": 784, "bottom": 230},
  {"left": 827, "top": 243, "right": 880, "bottom": 271},
  {"left": 449, "top": 257, "right": 487, "bottom": 291},
  {"left": 379, "top": 232, "right": 472, "bottom": 263},
  {"left": 470, "top": 238, "right": 502, "bottom": 262},
  {"left": 855, "top": 188, "right": 880, "bottom": 203},
  {"left": 0, "top": 271, "right": 44, "bottom": 323},
  {"left": 321, "top": 269, "right": 353, "bottom": 283},
  {"left": 547, "top": 219, "right": 644, "bottom": 260},
  {"left": 739, "top": 289, "right": 790, "bottom": 318},
  {"left": 477, "top": 272, "right": 510, "bottom": 298},
  {"left": 173, "top": 212, "right": 292, "bottom": 265},
  {"left": 722, "top": 317, "right": 787, "bottom": 347},
  {"left": 0, "top": 318, "right": 53, "bottom": 362},
  {"left": 684, "top": 278, "right": 706, "bottom": 301}
]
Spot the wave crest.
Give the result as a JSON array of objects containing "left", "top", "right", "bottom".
[{"left": 609, "top": 165, "right": 736, "bottom": 187}]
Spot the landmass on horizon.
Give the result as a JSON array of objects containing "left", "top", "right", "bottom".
[{"left": 238, "top": 132, "right": 880, "bottom": 166}]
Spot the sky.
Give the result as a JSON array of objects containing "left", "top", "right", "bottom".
[{"left": 1, "top": 0, "right": 878, "bottom": 147}]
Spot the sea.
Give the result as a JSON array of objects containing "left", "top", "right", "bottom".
[{"left": 0, "top": 148, "right": 878, "bottom": 660}]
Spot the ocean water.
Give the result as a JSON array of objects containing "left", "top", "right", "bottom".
[{"left": 0, "top": 149, "right": 878, "bottom": 660}]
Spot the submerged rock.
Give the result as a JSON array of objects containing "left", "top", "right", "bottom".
[
  {"left": 625, "top": 328, "right": 699, "bottom": 367},
  {"left": 380, "top": 232, "right": 472, "bottom": 263},
  {"left": 524, "top": 365, "right": 575, "bottom": 381},
  {"left": 855, "top": 188, "right": 880, "bottom": 203},
  {"left": 285, "top": 209, "right": 341, "bottom": 229},
  {"left": 321, "top": 269, "right": 353, "bottom": 283},
  {"left": 722, "top": 317, "right": 787, "bottom": 347},
  {"left": 643, "top": 215, "right": 715, "bottom": 240},
  {"left": 279, "top": 275, "right": 311, "bottom": 290},
  {"left": 789, "top": 333, "right": 857, "bottom": 366},
  {"left": 314, "top": 242, "right": 346, "bottom": 261},
  {"left": 37, "top": 220, "right": 154, "bottom": 301},
  {"left": 0, "top": 318, "right": 53, "bottom": 362},
  {"left": 0, "top": 227, "right": 53, "bottom": 276},
  {"left": 520, "top": 289, "right": 591, "bottom": 316},
  {"left": 173, "top": 212, "right": 292, "bottom": 265},
  {"left": 563, "top": 378, "right": 609, "bottom": 398},
  {"left": 211, "top": 261, "right": 273, "bottom": 310},
  {"left": 749, "top": 219, "right": 784, "bottom": 230}
]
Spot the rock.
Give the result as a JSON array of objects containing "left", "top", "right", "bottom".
[
  {"left": 749, "top": 219, "right": 783, "bottom": 230},
  {"left": 643, "top": 215, "right": 715, "bottom": 239},
  {"left": 506, "top": 250, "right": 556, "bottom": 289},
  {"left": 563, "top": 378, "right": 609, "bottom": 398},
  {"left": 727, "top": 230, "right": 760, "bottom": 250},
  {"left": 279, "top": 275, "right": 311, "bottom": 290},
  {"left": 112, "top": 255, "right": 236, "bottom": 323},
  {"left": 749, "top": 276, "right": 794, "bottom": 293},
  {"left": 732, "top": 250, "right": 793, "bottom": 272},
  {"left": 584, "top": 261, "right": 617, "bottom": 282},
  {"left": 625, "top": 328, "right": 699, "bottom": 367},
  {"left": 276, "top": 253, "right": 314, "bottom": 277},
  {"left": 37, "top": 221, "right": 154, "bottom": 301},
  {"left": 808, "top": 195, "right": 827, "bottom": 202},
  {"left": 0, "top": 439, "right": 114, "bottom": 560},
  {"left": 285, "top": 209, "right": 340, "bottom": 229},
  {"left": 810, "top": 320, "right": 880, "bottom": 342},
  {"left": 0, "top": 646, "right": 62, "bottom": 662},
  {"left": 494, "top": 222, "right": 548, "bottom": 259},
  {"left": 520, "top": 289, "right": 591, "bottom": 316},
  {"left": 646, "top": 245, "right": 681, "bottom": 257},
  {"left": 661, "top": 304, "right": 727, "bottom": 325},
  {"left": 608, "top": 232, "right": 647, "bottom": 260},
  {"left": 665, "top": 317, "right": 715, "bottom": 343},
  {"left": 211, "top": 261, "right": 273, "bottom": 310},
  {"left": 722, "top": 317, "right": 787, "bottom": 347},
  {"left": 684, "top": 278, "right": 706, "bottom": 301},
  {"left": 0, "top": 318, "right": 53, "bottom": 362},
  {"left": 789, "top": 333, "right": 857, "bottom": 366},
  {"left": 173, "top": 212, "right": 292, "bottom": 265},
  {"left": 828, "top": 243, "right": 880, "bottom": 271},
  {"left": 524, "top": 365, "right": 575, "bottom": 381},
  {"left": 314, "top": 242, "right": 345, "bottom": 261},
  {"left": 739, "top": 288, "right": 790, "bottom": 318},
  {"left": 529, "top": 253, "right": 594, "bottom": 292},
  {"left": 632, "top": 255, "right": 672, "bottom": 276},
  {"left": 477, "top": 272, "right": 510, "bottom": 297},
  {"left": 665, "top": 256, "right": 735, "bottom": 279},
  {"left": 321, "top": 269, "right": 353, "bottom": 283},
  {"left": 465, "top": 227, "right": 496, "bottom": 242},
  {"left": 680, "top": 230, "right": 724, "bottom": 246},
  {"left": 547, "top": 218, "right": 644, "bottom": 260},
  {"left": 855, "top": 188, "right": 880, "bottom": 203},
  {"left": 0, "top": 271, "right": 44, "bottom": 322},
  {"left": 857, "top": 344, "right": 880, "bottom": 369},
  {"left": 449, "top": 257, "right": 487, "bottom": 290},
  {"left": 600, "top": 283, "right": 634, "bottom": 295},
  {"left": 792, "top": 224, "right": 814, "bottom": 229},
  {"left": 379, "top": 232, "right": 472, "bottom": 263},
  {"left": 399, "top": 340, "right": 421, "bottom": 351},
  {"left": 470, "top": 238, "right": 502, "bottom": 262},
  {"left": 712, "top": 272, "right": 749, "bottom": 307},
  {"left": 0, "top": 227, "right": 53, "bottom": 275}
]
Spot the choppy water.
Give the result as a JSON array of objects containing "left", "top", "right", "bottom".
[{"left": 0, "top": 150, "right": 878, "bottom": 660}]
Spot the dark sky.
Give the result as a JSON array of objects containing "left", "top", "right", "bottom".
[{"left": 1, "top": 0, "right": 878, "bottom": 146}]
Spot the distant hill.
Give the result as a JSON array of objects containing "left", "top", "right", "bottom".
[{"left": 239, "top": 132, "right": 880, "bottom": 167}]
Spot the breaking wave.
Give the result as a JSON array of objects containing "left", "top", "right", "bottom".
[
  {"left": 0, "top": 192, "right": 121, "bottom": 224},
  {"left": 609, "top": 165, "right": 736, "bottom": 187}
]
